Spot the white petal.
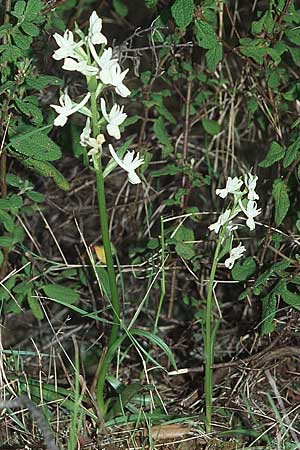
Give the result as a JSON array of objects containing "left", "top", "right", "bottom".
[
  {"left": 100, "top": 98, "right": 109, "bottom": 122},
  {"left": 54, "top": 114, "right": 68, "bottom": 127},
  {"left": 128, "top": 171, "right": 141, "bottom": 184},
  {"left": 115, "top": 83, "right": 131, "bottom": 98},
  {"left": 107, "top": 123, "right": 121, "bottom": 139},
  {"left": 109, "top": 144, "right": 127, "bottom": 172}
]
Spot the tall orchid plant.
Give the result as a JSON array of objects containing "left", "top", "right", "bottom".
[
  {"left": 205, "top": 173, "right": 261, "bottom": 432},
  {"left": 51, "top": 11, "right": 144, "bottom": 414}
]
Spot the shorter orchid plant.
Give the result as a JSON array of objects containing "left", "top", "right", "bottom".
[
  {"left": 51, "top": 11, "right": 144, "bottom": 415},
  {"left": 204, "top": 173, "right": 261, "bottom": 432}
]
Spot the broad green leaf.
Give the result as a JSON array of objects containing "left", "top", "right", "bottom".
[
  {"left": 261, "top": 292, "right": 276, "bottom": 336},
  {"left": 239, "top": 40, "right": 266, "bottom": 65},
  {"left": 171, "top": 0, "right": 194, "bottom": 29},
  {"left": 259, "top": 141, "right": 285, "bottom": 167},
  {"left": 175, "top": 242, "right": 195, "bottom": 260},
  {"left": 41, "top": 284, "right": 80, "bottom": 305},
  {"left": 174, "top": 225, "right": 194, "bottom": 242},
  {"left": 206, "top": 43, "right": 223, "bottom": 72},
  {"left": 202, "top": 118, "right": 220, "bottom": 135},
  {"left": 153, "top": 117, "right": 173, "bottom": 156},
  {"left": 272, "top": 178, "right": 290, "bottom": 226},
  {"left": 279, "top": 282, "right": 300, "bottom": 309},
  {"left": 232, "top": 257, "right": 256, "bottom": 281},
  {"left": 12, "top": 30, "right": 32, "bottom": 50},
  {"left": 10, "top": 130, "right": 61, "bottom": 161},
  {"left": 28, "top": 293, "right": 44, "bottom": 320}
]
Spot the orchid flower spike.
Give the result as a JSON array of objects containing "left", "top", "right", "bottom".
[
  {"left": 216, "top": 176, "right": 243, "bottom": 199},
  {"left": 245, "top": 172, "right": 259, "bottom": 201},
  {"left": 63, "top": 58, "right": 98, "bottom": 76},
  {"left": 100, "top": 98, "right": 127, "bottom": 139},
  {"left": 239, "top": 199, "right": 261, "bottom": 231},
  {"left": 51, "top": 91, "right": 91, "bottom": 127},
  {"left": 208, "top": 209, "right": 231, "bottom": 234},
  {"left": 53, "top": 30, "right": 83, "bottom": 61},
  {"left": 109, "top": 144, "right": 144, "bottom": 184},
  {"left": 224, "top": 243, "right": 246, "bottom": 269},
  {"left": 87, "top": 11, "right": 107, "bottom": 46}
]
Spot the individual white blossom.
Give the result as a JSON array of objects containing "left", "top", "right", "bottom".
[
  {"left": 51, "top": 91, "right": 91, "bottom": 127},
  {"left": 80, "top": 117, "right": 92, "bottom": 147},
  {"left": 89, "top": 45, "right": 118, "bottom": 84},
  {"left": 239, "top": 199, "right": 261, "bottom": 231},
  {"left": 208, "top": 209, "right": 231, "bottom": 234},
  {"left": 87, "top": 134, "right": 106, "bottom": 157},
  {"left": 100, "top": 98, "right": 127, "bottom": 139},
  {"left": 216, "top": 177, "right": 243, "bottom": 199},
  {"left": 62, "top": 58, "right": 98, "bottom": 76},
  {"left": 245, "top": 173, "right": 259, "bottom": 201},
  {"left": 53, "top": 30, "right": 83, "bottom": 61},
  {"left": 110, "top": 63, "right": 131, "bottom": 97},
  {"left": 108, "top": 144, "right": 144, "bottom": 184},
  {"left": 224, "top": 243, "right": 246, "bottom": 269},
  {"left": 87, "top": 11, "right": 107, "bottom": 46}
]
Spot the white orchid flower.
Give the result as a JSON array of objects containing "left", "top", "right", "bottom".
[
  {"left": 216, "top": 176, "right": 243, "bottom": 199},
  {"left": 80, "top": 117, "right": 92, "bottom": 147},
  {"left": 110, "top": 63, "right": 131, "bottom": 97},
  {"left": 100, "top": 98, "right": 127, "bottom": 139},
  {"left": 62, "top": 58, "right": 98, "bottom": 76},
  {"left": 239, "top": 199, "right": 261, "bottom": 231},
  {"left": 224, "top": 243, "right": 246, "bottom": 269},
  {"left": 87, "top": 134, "right": 106, "bottom": 157},
  {"left": 87, "top": 11, "right": 107, "bottom": 46},
  {"left": 51, "top": 91, "right": 91, "bottom": 127},
  {"left": 109, "top": 144, "right": 144, "bottom": 184},
  {"left": 53, "top": 30, "right": 83, "bottom": 61},
  {"left": 208, "top": 209, "right": 231, "bottom": 234},
  {"left": 89, "top": 45, "right": 118, "bottom": 84},
  {"left": 245, "top": 173, "right": 259, "bottom": 201}
]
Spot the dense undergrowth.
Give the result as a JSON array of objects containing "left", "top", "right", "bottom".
[{"left": 0, "top": 0, "right": 300, "bottom": 449}]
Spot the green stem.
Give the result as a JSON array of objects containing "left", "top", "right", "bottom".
[
  {"left": 204, "top": 227, "right": 225, "bottom": 433},
  {"left": 88, "top": 80, "right": 120, "bottom": 414}
]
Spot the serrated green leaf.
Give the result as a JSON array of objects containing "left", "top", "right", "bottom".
[
  {"left": 283, "top": 137, "right": 300, "bottom": 168},
  {"left": 202, "top": 118, "right": 220, "bottom": 135},
  {"left": 21, "top": 21, "right": 39, "bottom": 37},
  {"left": 272, "top": 178, "right": 290, "bottom": 226},
  {"left": 10, "top": 130, "right": 61, "bottom": 161},
  {"left": 0, "top": 44, "right": 22, "bottom": 62},
  {"left": 239, "top": 42, "right": 266, "bottom": 64},
  {"left": 206, "top": 43, "right": 223, "bottom": 72},
  {"left": 153, "top": 117, "right": 173, "bottom": 156},
  {"left": 278, "top": 281, "right": 300, "bottom": 309},
  {"left": 0, "top": 236, "right": 14, "bottom": 247},
  {"left": 171, "top": 0, "right": 194, "bottom": 29},
  {"left": 0, "top": 195, "right": 22, "bottom": 209},
  {"left": 41, "top": 284, "right": 80, "bottom": 305},
  {"left": 0, "top": 210, "right": 14, "bottom": 232},
  {"left": 24, "top": 0, "right": 42, "bottom": 21},
  {"left": 26, "top": 75, "right": 62, "bottom": 90},
  {"left": 12, "top": 1, "right": 26, "bottom": 18},
  {"left": 232, "top": 257, "right": 256, "bottom": 281},
  {"left": 195, "top": 20, "right": 217, "bottom": 49},
  {"left": 14, "top": 98, "right": 43, "bottom": 125},
  {"left": 20, "top": 158, "right": 69, "bottom": 190},
  {"left": 261, "top": 292, "right": 277, "bottom": 336},
  {"left": 259, "top": 141, "right": 285, "bottom": 167},
  {"left": 12, "top": 30, "right": 32, "bottom": 50}
]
